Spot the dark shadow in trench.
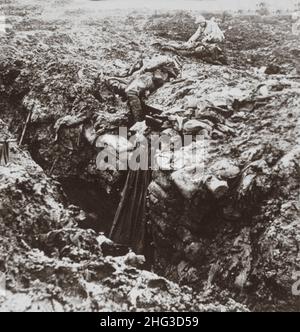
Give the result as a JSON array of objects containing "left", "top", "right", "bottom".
[
  {"left": 59, "top": 175, "right": 154, "bottom": 264},
  {"left": 59, "top": 177, "right": 121, "bottom": 235}
]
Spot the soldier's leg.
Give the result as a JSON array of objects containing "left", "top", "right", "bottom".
[{"left": 127, "top": 90, "right": 144, "bottom": 122}]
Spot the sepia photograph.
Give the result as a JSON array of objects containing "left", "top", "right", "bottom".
[{"left": 0, "top": 0, "right": 300, "bottom": 314}]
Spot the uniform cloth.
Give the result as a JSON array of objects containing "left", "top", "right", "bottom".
[{"left": 109, "top": 169, "right": 151, "bottom": 254}]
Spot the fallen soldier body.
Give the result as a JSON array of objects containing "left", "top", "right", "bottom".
[
  {"left": 106, "top": 54, "right": 182, "bottom": 123},
  {"left": 186, "top": 16, "right": 225, "bottom": 45},
  {"left": 155, "top": 16, "right": 227, "bottom": 65},
  {"left": 159, "top": 42, "right": 227, "bottom": 65},
  {"left": 292, "top": 11, "right": 300, "bottom": 36},
  {"left": 106, "top": 55, "right": 181, "bottom": 254}
]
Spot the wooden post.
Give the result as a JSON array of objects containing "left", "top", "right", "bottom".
[
  {"left": 19, "top": 106, "right": 33, "bottom": 147},
  {"left": 0, "top": 139, "right": 17, "bottom": 143},
  {"left": 0, "top": 140, "right": 17, "bottom": 165},
  {"left": 0, "top": 143, "right": 5, "bottom": 165},
  {"left": 49, "top": 156, "right": 59, "bottom": 176}
]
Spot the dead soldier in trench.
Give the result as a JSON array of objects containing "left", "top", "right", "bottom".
[
  {"left": 156, "top": 15, "right": 227, "bottom": 65},
  {"left": 106, "top": 54, "right": 182, "bottom": 123},
  {"left": 187, "top": 16, "right": 225, "bottom": 45},
  {"left": 106, "top": 55, "right": 182, "bottom": 254}
]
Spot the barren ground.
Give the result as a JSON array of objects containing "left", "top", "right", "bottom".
[{"left": 0, "top": 0, "right": 300, "bottom": 312}]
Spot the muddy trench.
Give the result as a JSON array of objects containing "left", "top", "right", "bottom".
[
  {"left": 1, "top": 5, "right": 300, "bottom": 310},
  {"left": 0, "top": 68, "right": 281, "bottom": 292},
  {"left": 1, "top": 88, "right": 265, "bottom": 299}
]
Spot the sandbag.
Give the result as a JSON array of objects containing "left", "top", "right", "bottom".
[
  {"left": 96, "top": 134, "right": 133, "bottom": 153},
  {"left": 155, "top": 141, "right": 205, "bottom": 171},
  {"left": 183, "top": 119, "right": 213, "bottom": 134},
  {"left": 171, "top": 167, "right": 202, "bottom": 199},
  {"left": 210, "top": 159, "right": 240, "bottom": 180},
  {"left": 205, "top": 176, "right": 229, "bottom": 199}
]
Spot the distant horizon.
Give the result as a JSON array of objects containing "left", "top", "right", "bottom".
[{"left": 82, "top": 0, "right": 298, "bottom": 11}]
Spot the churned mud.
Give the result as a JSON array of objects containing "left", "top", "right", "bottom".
[{"left": 0, "top": 0, "right": 300, "bottom": 311}]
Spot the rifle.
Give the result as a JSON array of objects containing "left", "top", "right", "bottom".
[
  {"left": 144, "top": 103, "right": 163, "bottom": 115},
  {"left": 142, "top": 103, "right": 164, "bottom": 129}
]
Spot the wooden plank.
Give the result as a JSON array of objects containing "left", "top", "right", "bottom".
[
  {"left": 0, "top": 141, "right": 9, "bottom": 165},
  {"left": 0, "top": 139, "right": 17, "bottom": 143},
  {"left": 19, "top": 106, "right": 33, "bottom": 146}
]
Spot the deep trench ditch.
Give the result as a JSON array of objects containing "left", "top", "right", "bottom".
[
  {"left": 0, "top": 75, "right": 278, "bottom": 309},
  {"left": 2, "top": 94, "right": 222, "bottom": 259},
  {"left": 1, "top": 90, "right": 254, "bottom": 251}
]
